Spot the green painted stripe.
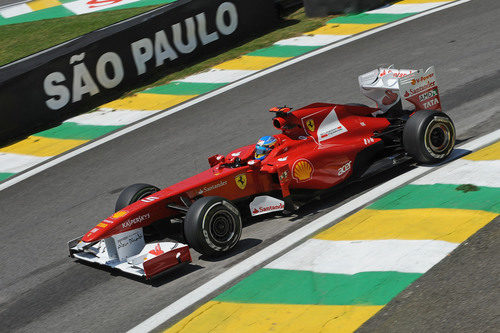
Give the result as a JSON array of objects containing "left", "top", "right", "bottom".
[
  {"left": 215, "top": 269, "right": 421, "bottom": 306},
  {"left": 35, "top": 122, "right": 123, "bottom": 140},
  {"left": 369, "top": 184, "right": 500, "bottom": 214},
  {"left": 0, "top": 6, "right": 74, "bottom": 26},
  {"left": 99, "top": 0, "right": 178, "bottom": 12},
  {"left": 0, "top": 173, "right": 15, "bottom": 181},
  {"left": 145, "top": 82, "right": 226, "bottom": 95},
  {"left": 247, "top": 45, "right": 319, "bottom": 58},
  {"left": 327, "top": 13, "right": 415, "bottom": 24}
]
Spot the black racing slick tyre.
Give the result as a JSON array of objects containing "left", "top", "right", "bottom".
[
  {"left": 403, "top": 110, "right": 455, "bottom": 164},
  {"left": 115, "top": 183, "right": 160, "bottom": 212},
  {"left": 184, "top": 196, "right": 242, "bottom": 257}
]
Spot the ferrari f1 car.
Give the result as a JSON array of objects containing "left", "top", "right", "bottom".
[{"left": 69, "top": 66, "right": 455, "bottom": 279}]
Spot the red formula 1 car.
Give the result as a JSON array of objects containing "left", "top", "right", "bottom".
[{"left": 69, "top": 66, "right": 456, "bottom": 279}]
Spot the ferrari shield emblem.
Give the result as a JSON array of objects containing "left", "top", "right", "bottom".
[
  {"left": 235, "top": 174, "right": 247, "bottom": 190},
  {"left": 306, "top": 119, "right": 315, "bottom": 132}
]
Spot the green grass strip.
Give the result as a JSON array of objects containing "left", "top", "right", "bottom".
[
  {"left": 0, "top": 173, "right": 15, "bottom": 181},
  {"left": 0, "top": 6, "right": 161, "bottom": 65},
  {"left": 35, "top": 122, "right": 123, "bottom": 140},
  {"left": 327, "top": 13, "right": 415, "bottom": 24},
  {"left": 369, "top": 184, "right": 500, "bottom": 213},
  {"left": 0, "top": 6, "right": 74, "bottom": 26},
  {"left": 215, "top": 269, "right": 421, "bottom": 306},
  {"left": 247, "top": 44, "right": 319, "bottom": 58},
  {"left": 145, "top": 82, "right": 226, "bottom": 95}
]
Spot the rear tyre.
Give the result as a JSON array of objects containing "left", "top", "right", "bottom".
[
  {"left": 184, "top": 196, "right": 242, "bottom": 257},
  {"left": 115, "top": 183, "right": 160, "bottom": 212},
  {"left": 403, "top": 110, "right": 455, "bottom": 164}
]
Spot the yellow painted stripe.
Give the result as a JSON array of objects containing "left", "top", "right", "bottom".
[
  {"left": 0, "top": 136, "right": 87, "bottom": 157},
  {"left": 213, "top": 55, "right": 290, "bottom": 71},
  {"left": 27, "top": 0, "right": 61, "bottom": 11},
  {"left": 166, "top": 301, "right": 382, "bottom": 333},
  {"left": 101, "top": 93, "right": 196, "bottom": 111},
  {"left": 315, "top": 208, "right": 497, "bottom": 243},
  {"left": 463, "top": 141, "right": 500, "bottom": 161},
  {"left": 309, "top": 23, "right": 384, "bottom": 35}
]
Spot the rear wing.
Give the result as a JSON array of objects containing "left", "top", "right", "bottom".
[{"left": 358, "top": 66, "right": 441, "bottom": 113}]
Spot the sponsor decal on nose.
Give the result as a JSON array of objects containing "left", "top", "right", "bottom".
[
  {"left": 112, "top": 210, "right": 128, "bottom": 218},
  {"left": 121, "top": 213, "right": 150, "bottom": 229}
]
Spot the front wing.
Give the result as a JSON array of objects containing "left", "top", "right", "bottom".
[{"left": 68, "top": 229, "right": 191, "bottom": 279}]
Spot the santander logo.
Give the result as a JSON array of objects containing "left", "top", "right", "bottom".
[
  {"left": 253, "top": 203, "right": 284, "bottom": 215},
  {"left": 250, "top": 196, "right": 285, "bottom": 216}
]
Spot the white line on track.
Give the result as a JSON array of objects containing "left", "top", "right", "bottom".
[
  {"left": 129, "top": 129, "right": 500, "bottom": 333},
  {"left": 0, "top": 0, "right": 472, "bottom": 193},
  {"left": 0, "top": 0, "right": 28, "bottom": 11},
  {"left": 265, "top": 239, "right": 459, "bottom": 275}
]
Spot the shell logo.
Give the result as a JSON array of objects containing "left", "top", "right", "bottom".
[
  {"left": 112, "top": 210, "right": 128, "bottom": 219},
  {"left": 292, "top": 159, "right": 314, "bottom": 182}
]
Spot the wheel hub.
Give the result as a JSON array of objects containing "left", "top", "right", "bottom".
[
  {"left": 428, "top": 123, "right": 450, "bottom": 153},
  {"left": 210, "top": 211, "right": 234, "bottom": 242}
]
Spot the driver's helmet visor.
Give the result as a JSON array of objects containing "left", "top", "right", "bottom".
[{"left": 255, "top": 146, "right": 272, "bottom": 160}]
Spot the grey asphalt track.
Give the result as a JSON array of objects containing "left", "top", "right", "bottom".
[
  {"left": 0, "top": 0, "right": 499, "bottom": 331},
  {"left": 357, "top": 216, "right": 500, "bottom": 333},
  {"left": 0, "top": 0, "right": 25, "bottom": 9}
]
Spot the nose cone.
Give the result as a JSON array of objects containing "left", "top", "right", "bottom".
[
  {"left": 81, "top": 218, "right": 116, "bottom": 243},
  {"left": 81, "top": 209, "right": 152, "bottom": 242}
]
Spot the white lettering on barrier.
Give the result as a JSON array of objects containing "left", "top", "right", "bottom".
[
  {"left": 216, "top": 2, "right": 238, "bottom": 35},
  {"left": 71, "top": 57, "right": 100, "bottom": 102},
  {"left": 44, "top": 2, "right": 239, "bottom": 111},
  {"left": 44, "top": 52, "right": 126, "bottom": 110},
  {"left": 196, "top": 13, "right": 219, "bottom": 45},
  {"left": 172, "top": 18, "right": 197, "bottom": 54},
  {"left": 44, "top": 72, "right": 70, "bottom": 110},
  {"left": 95, "top": 52, "right": 124, "bottom": 89},
  {"left": 131, "top": 38, "right": 154, "bottom": 76},
  {"left": 154, "top": 31, "right": 178, "bottom": 67}
]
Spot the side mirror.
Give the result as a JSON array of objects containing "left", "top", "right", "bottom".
[
  {"left": 208, "top": 154, "right": 225, "bottom": 167},
  {"left": 247, "top": 159, "right": 261, "bottom": 169}
]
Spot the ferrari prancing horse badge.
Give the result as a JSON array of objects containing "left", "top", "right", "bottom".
[
  {"left": 235, "top": 174, "right": 247, "bottom": 190},
  {"left": 306, "top": 119, "right": 315, "bottom": 132}
]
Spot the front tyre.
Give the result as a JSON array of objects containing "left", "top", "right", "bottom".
[
  {"left": 115, "top": 183, "right": 160, "bottom": 211},
  {"left": 184, "top": 196, "right": 242, "bottom": 257},
  {"left": 403, "top": 110, "right": 455, "bottom": 164}
]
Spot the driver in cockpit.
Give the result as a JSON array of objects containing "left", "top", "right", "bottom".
[{"left": 255, "top": 136, "right": 278, "bottom": 161}]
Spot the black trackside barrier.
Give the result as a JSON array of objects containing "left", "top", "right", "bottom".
[
  {"left": 303, "top": 0, "right": 391, "bottom": 17},
  {"left": 275, "top": 0, "right": 304, "bottom": 15},
  {"left": 0, "top": 0, "right": 279, "bottom": 144}
]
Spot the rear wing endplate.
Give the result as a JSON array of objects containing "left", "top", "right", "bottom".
[
  {"left": 398, "top": 66, "right": 441, "bottom": 111},
  {"left": 358, "top": 65, "right": 441, "bottom": 113}
]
